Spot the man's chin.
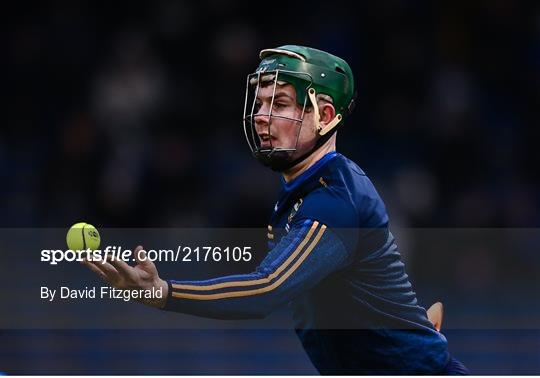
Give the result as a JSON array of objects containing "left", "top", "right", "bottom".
[{"left": 253, "top": 149, "right": 295, "bottom": 172}]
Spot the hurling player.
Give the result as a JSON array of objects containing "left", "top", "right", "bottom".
[{"left": 84, "top": 45, "right": 469, "bottom": 375}]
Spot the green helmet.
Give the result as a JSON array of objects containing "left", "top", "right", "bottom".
[{"left": 256, "top": 45, "right": 356, "bottom": 117}]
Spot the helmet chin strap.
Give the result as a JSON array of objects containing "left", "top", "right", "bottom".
[
  {"left": 274, "top": 88, "right": 342, "bottom": 172},
  {"left": 308, "top": 88, "right": 342, "bottom": 136}
]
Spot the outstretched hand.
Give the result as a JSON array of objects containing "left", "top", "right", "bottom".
[{"left": 82, "top": 246, "right": 168, "bottom": 308}]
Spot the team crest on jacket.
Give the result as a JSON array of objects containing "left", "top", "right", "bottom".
[{"left": 288, "top": 198, "right": 303, "bottom": 223}]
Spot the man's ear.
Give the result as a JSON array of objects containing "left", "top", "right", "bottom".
[{"left": 319, "top": 103, "right": 337, "bottom": 130}]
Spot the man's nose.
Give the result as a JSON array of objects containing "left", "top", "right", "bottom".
[
  {"left": 254, "top": 112, "right": 270, "bottom": 126},
  {"left": 254, "top": 108, "right": 271, "bottom": 127}
]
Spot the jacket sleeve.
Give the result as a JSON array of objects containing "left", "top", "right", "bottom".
[{"left": 162, "top": 219, "right": 351, "bottom": 319}]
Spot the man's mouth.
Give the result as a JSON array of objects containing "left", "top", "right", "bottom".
[{"left": 258, "top": 134, "right": 275, "bottom": 148}]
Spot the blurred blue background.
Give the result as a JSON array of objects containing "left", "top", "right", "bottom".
[{"left": 2, "top": 0, "right": 540, "bottom": 374}]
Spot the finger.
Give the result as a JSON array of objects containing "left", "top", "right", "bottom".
[
  {"left": 82, "top": 259, "right": 109, "bottom": 282},
  {"left": 133, "top": 247, "right": 158, "bottom": 277},
  {"left": 89, "top": 260, "right": 121, "bottom": 282},
  {"left": 107, "top": 256, "right": 135, "bottom": 277},
  {"left": 134, "top": 246, "right": 151, "bottom": 266}
]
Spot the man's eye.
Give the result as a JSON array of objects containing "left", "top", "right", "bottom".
[{"left": 273, "top": 103, "right": 286, "bottom": 109}]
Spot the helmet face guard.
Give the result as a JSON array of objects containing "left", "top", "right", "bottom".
[{"left": 242, "top": 70, "right": 313, "bottom": 171}]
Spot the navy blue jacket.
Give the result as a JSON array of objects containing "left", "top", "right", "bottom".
[{"left": 164, "top": 152, "right": 449, "bottom": 374}]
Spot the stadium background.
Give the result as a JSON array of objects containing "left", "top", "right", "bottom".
[{"left": 2, "top": 0, "right": 540, "bottom": 374}]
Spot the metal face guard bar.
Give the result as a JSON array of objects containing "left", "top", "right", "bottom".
[{"left": 242, "top": 70, "right": 312, "bottom": 156}]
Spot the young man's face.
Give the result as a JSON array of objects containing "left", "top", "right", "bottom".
[{"left": 253, "top": 82, "right": 318, "bottom": 162}]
